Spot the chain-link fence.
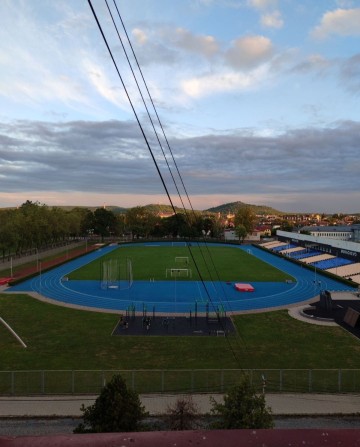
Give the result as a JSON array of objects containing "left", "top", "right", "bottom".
[{"left": 1, "top": 369, "right": 360, "bottom": 396}]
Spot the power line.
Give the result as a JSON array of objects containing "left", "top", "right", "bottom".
[{"left": 87, "top": 0, "right": 249, "bottom": 367}]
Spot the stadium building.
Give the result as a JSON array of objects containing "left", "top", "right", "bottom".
[{"left": 265, "top": 229, "right": 360, "bottom": 285}]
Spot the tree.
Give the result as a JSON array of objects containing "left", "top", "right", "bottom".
[
  {"left": 235, "top": 224, "right": 247, "bottom": 243},
  {"left": 165, "top": 396, "right": 200, "bottom": 430},
  {"left": 125, "top": 206, "right": 158, "bottom": 239},
  {"left": 74, "top": 374, "right": 147, "bottom": 433},
  {"left": 93, "top": 208, "right": 117, "bottom": 241},
  {"left": 234, "top": 207, "right": 257, "bottom": 235},
  {"left": 210, "top": 376, "right": 274, "bottom": 429}
]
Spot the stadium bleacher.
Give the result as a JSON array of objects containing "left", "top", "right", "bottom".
[{"left": 312, "top": 257, "right": 353, "bottom": 270}]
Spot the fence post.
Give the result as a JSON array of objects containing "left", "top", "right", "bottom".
[
  {"left": 11, "top": 371, "right": 15, "bottom": 395},
  {"left": 71, "top": 371, "right": 75, "bottom": 394},
  {"left": 41, "top": 371, "right": 45, "bottom": 394}
]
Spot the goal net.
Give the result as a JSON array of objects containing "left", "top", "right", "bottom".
[
  {"left": 166, "top": 268, "right": 192, "bottom": 278},
  {"left": 101, "top": 259, "right": 119, "bottom": 289},
  {"left": 101, "top": 258, "right": 133, "bottom": 290}
]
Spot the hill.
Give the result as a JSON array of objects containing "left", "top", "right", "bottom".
[{"left": 205, "top": 201, "right": 284, "bottom": 216}]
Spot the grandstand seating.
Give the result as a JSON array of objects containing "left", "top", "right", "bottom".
[
  {"left": 326, "top": 262, "right": 360, "bottom": 278},
  {"left": 349, "top": 274, "right": 360, "bottom": 285},
  {"left": 289, "top": 250, "right": 323, "bottom": 260},
  {"left": 303, "top": 254, "right": 334, "bottom": 265},
  {"left": 280, "top": 246, "right": 305, "bottom": 255},
  {"left": 312, "top": 257, "right": 353, "bottom": 270},
  {"left": 266, "top": 242, "right": 288, "bottom": 249},
  {"left": 271, "top": 244, "right": 293, "bottom": 252}
]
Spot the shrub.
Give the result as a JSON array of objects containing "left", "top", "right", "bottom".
[{"left": 74, "top": 374, "right": 147, "bottom": 433}]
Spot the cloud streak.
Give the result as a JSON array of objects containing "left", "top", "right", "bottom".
[
  {"left": 311, "top": 8, "right": 360, "bottom": 39},
  {"left": 0, "top": 119, "right": 358, "bottom": 212}
]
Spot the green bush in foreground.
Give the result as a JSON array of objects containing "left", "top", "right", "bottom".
[
  {"left": 74, "top": 374, "right": 147, "bottom": 433},
  {"left": 211, "top": 376, "right": 274, "bottom": 429}
]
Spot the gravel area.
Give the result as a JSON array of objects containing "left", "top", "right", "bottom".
[{"left": 2, "top": 416, "right": 360, "bottom": 436}]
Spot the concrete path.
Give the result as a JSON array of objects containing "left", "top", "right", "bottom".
[{"left": 1, "top": 393, "right": 360, "bottom": 417}]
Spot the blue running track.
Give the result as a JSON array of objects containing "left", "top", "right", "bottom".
[{"left": 8, "top": 243, "right": 355, "bottom": 314}]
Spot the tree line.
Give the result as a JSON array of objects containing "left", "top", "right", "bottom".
[{"left": 1, "top": 201, "right": 255, "bottom": 260}]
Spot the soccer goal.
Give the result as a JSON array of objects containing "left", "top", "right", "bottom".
[
  {"left": 166, "top": 268, "right": 192, "bottom": 278},
  {"left": 175, "top": 256, "right": 189, "bottom": 265}
]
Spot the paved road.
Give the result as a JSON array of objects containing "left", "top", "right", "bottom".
[{"left": 1, "top": 393, "right": 360, "bottom": 417}]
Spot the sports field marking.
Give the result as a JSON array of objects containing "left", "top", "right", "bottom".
[{"left": 0, "top": 317, "right": 27, "bottom": 348}]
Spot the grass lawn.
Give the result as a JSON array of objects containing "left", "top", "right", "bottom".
[
  {"left": 1, "top": 293, "right": 359, "bottom": 372},
  {"left": 68, "top": 245, "right": 293, "bottom": 282}
]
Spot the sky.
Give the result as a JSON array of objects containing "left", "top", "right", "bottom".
[{"left": 0, "top": 0, "right": 359, "bottom": 213}]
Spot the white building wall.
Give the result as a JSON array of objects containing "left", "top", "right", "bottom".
[{"left": 276, "top": 230, "right": 360, "bottom": 254}]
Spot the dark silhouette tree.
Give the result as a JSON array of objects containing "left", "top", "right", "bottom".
[
  {"left": 210, "top": 376, "right": 274, "bottom": 429},
  {"left": 165, "top": 396, "right": 200, "bottom": 430},
  {"left": 74, "top": 374, "right": 147, "bottom": 433}
]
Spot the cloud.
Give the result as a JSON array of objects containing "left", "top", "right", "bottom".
[
  {"left": 311, "top": 8, "right": 360, "bottom": 39},
  {"left": 340, "top": 53, "right": 360, "bottom": 93},
  {"left": 247, "top": 0, "right": 277, "bottom": 10},
  {"left": 181, "top": 65, "right": 269, "bottom": 98},
  {"left": 288, "top": 52, "right": 360, "bottom": 95},
  {"left": 172, "top": 28, "right": 219, "bottom": 57},
  {"left": 261, "top": 10, "right": 283, "bottom": 29},
  {"left": 290, "top": 54, "right": 332, "bottom": 75},
  {"left": 225, "top": 35, "right": 273, "bottom": 70},
  {"left": 247, "top": 0, "right": 283, "bottom": 30},
  {"left": 132, "top": 28, "right": 148, "bottom": 45},
  {"left": 0, "top": 118, "right": 358, "bottom": 213}
]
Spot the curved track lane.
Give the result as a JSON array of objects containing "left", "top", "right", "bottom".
[{"left": 8, "top": 243, "right": 354, "bottom": 313}]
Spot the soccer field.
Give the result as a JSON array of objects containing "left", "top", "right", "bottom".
[{"left": 67, "top": 243, "right": 293, "bottom": 282}]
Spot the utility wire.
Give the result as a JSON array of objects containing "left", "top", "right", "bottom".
[
  {"left": 108, "top": 0, "right": 250, "bottom": 361},
  {"left": 87, "top": 0, "right": 249, "bottom": 367}
]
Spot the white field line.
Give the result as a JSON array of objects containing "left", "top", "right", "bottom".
[{"left": 0, "top": 317, "right": 27, "bottom": 348}]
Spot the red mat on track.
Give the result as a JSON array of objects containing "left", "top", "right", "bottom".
[{"left": 234, "top": 283, "right": 254, "bottom": 292}]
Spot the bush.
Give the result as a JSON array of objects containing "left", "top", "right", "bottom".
[
  {"left": 165, "top": 396, "right": 200, "bottom": 430},
  {"left": 74, "top": 374, "right": 147, "bottom": 433},
  {"left": 210, "top": 376, "right": 274, "bottom": 429}
]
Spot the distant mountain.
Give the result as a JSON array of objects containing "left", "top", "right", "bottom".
[
  {"left": 3, "top": 201, "right": 283, "bottom": 216},
  {"left": 205, "top": 201, "right": 284, "bottom": 216},
  {"left": 52, "top": 205, "right": 128, "bottom": 214}
]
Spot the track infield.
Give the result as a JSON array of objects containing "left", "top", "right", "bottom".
[{"left": 7, "top": 242, "right": 355, "bottom": 314}]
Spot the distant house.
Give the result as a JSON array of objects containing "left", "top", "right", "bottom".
[
  {"left": 224, "top": 229, "right": 260, "bottom": 241},
  {"left": 255, "top": 225, "right": 272, "bottom": 237}
]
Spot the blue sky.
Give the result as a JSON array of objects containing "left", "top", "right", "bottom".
[{"left": 0, "top": 0, "right": 359, "bottom": 213}]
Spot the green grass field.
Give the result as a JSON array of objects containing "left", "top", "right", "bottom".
[
  {"left": 68, "top": 245, "right": 293, "bottom": 282},
  {"left": 2, "top": 244, "right": 360, "bottom": 394},
  {"left": 1, "top": 293, "right": 360, "bottom": 372}
]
